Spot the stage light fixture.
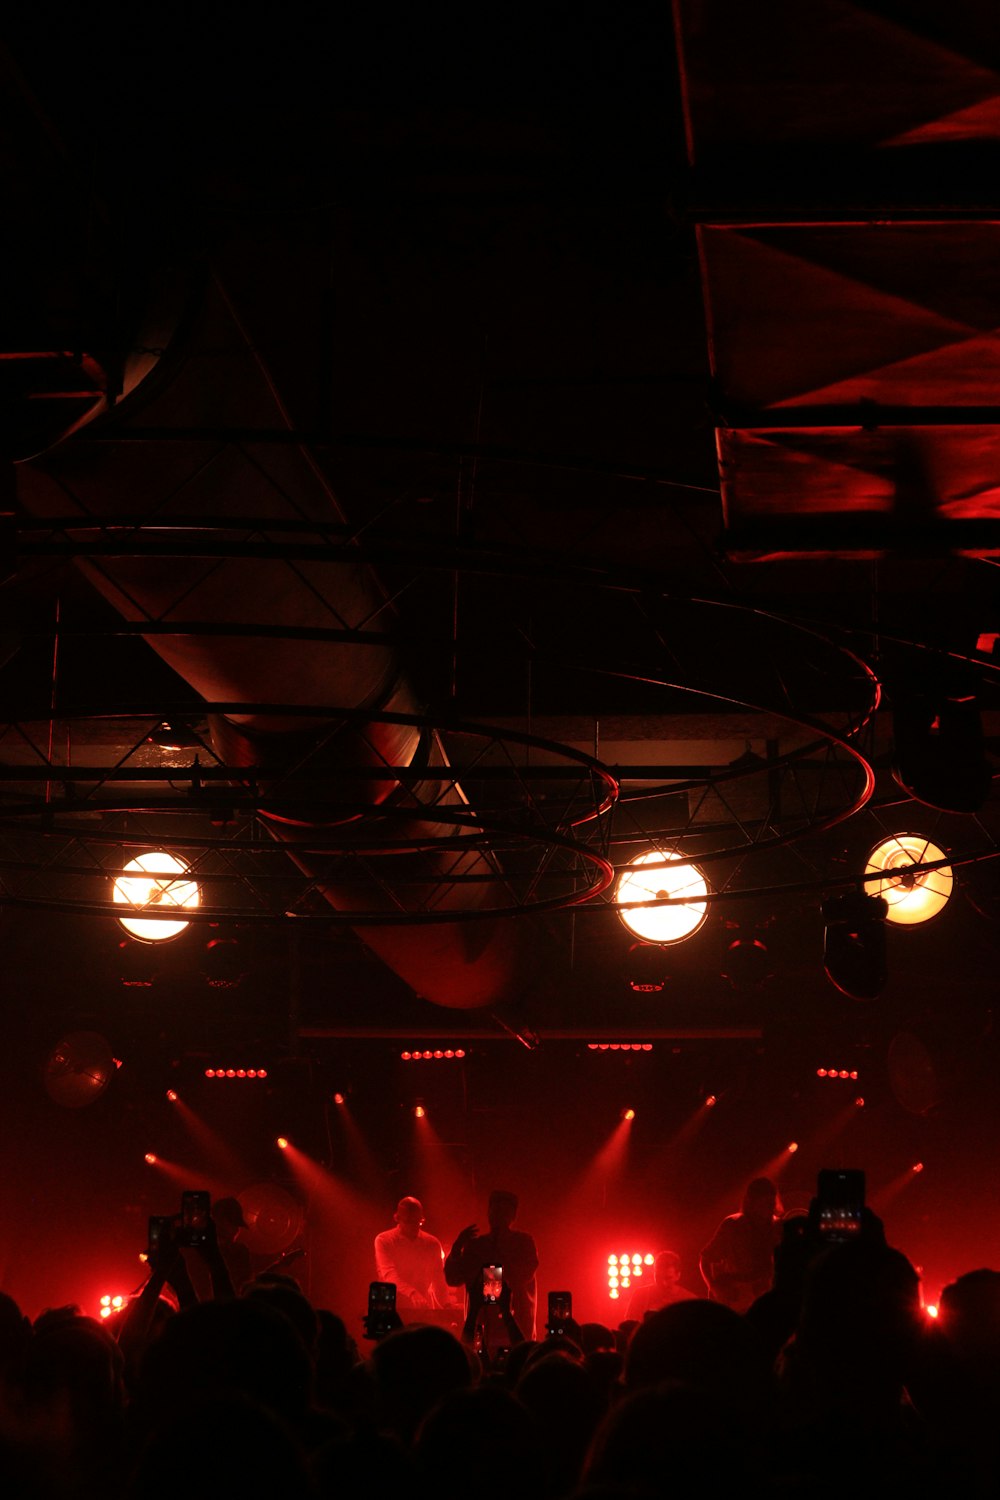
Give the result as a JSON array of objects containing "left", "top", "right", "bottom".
[
  {"left": 276, "top": 1136, "right": 289, "bottom": 1150},
  {"left": 893, "top": 695, "right": 991, "bottom": 813},
  {"left": 400, "top": 1048, "right": 467, "bottom": 1061},
  {"left": 864, "top": 834, "right": 952, "bottom": 926},
  {"left": 624, "top": 943, "right": 668, "bottom": 993},
  {"left": 622, "top": 1107, "right": 636, "bottom": 1121},
  {"left": 606, "top": 1248, "right": 654, "bottom": 1298},
  {"left": 204, "top": 1067, "right": 267, "bottom": 1079},
  {"left": 787, "top": 1141, "right": 799, "bottom": 1153},
  {"left": 118, "top": 940, "right": 160, "bottom": 988},
  {"left": 705, "top": 1094, "right": 717, "bottom": 1107},
  {"left": 144, "top": 1152, "right": 157, "bottom": 1165},
  {"left": 616, "top": 850, "right": 709, "bottom": 945},
  {"left": 822, "top": 891, "right": 888, "bottom": 1001},
  {"left": 721, "top": 934, "right": 771, "bottom": 990},
  {"left": 166, "top": 1090, "right": 178, "bottom": 1102},
  {"left": 113, "top": 851, "right": 200, "bottom": 942},
  {"left": 414, "top": 1104, "right": 426, "bottom": 1118},
  {"left": 926, "top": 1303, "right": 939, "bottom": 1319},
  {"left": 99, "top": 1294, "right": 126, "bottom": 1320},
  {"left": 332, "top": 1092, "right": 345, "bottom": 1105},
  {"left": 588, "top": 1042, "right": 654, "bottom": 1052},
  {"left": 201, "top": 936, "right": 247, "bottom": 988},
  {"left": 912, "top": 1161, "right": 924, "bottom": 1173}
]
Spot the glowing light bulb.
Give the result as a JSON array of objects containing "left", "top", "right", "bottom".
[
  {"left": 787, "top": 1141, "right": 799, "bottom": 1153},
  {"left": 622, "top": 1107, "right": 636, "bottom": 1122},
  {"left": 113, "top": 851, "right": 200, "bottom": 942},
  {"left": 144, "top": 1153, "right": 157, "bottom": 1165},
  {"left": 276, "top": 1136, "right": 289, "bottom": 1150},
  {"left": 615, "top": 849, "right": 709, "bottom": 944},
  {"left": 414, "top": 1105, "right": 426, "bottom": 1119},
  {"left": 166, "top": 1089, "right": 178, "bottom": 1102},
  {"left": 865, "top": 835, "right": 952, "bottom": 926}
]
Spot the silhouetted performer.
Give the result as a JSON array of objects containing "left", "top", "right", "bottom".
[
  {"left": 700, "top": 1177, "right": 780, "bottom": 1312},
  {"left": 445, "top": 1190, "right": 538, "bottom": 1341}
]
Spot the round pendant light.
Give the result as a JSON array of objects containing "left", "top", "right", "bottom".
[{"left": 864, "top": 834, "right": 952, "bottom": 927}]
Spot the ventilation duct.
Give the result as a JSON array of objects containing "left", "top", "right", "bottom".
[{"left": 18, "top": 269, "right": 569, "bottom": 1009}]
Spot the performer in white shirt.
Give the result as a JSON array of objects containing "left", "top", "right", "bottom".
[{"left": 374, "top": 1196, "right": 451, "bottom": 1311}]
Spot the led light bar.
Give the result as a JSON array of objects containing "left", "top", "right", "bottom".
[{"left": 400, "top": 1049, "right": 467, "bottom": 1061}]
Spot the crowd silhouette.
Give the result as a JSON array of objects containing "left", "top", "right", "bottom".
[{"left": 0, "top": 1196, "right": 995, "bottom": 1498}]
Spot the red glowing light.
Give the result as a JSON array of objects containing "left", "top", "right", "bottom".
[
  {"left": 926, "top": 1303, "right": 939, "bottom": 1318},
  {"left": 455, "top": 1048, "right": 466, "bottom": 1058},
  {"left": 401, "top": 1051, "right": 411, "bottom": 1060},
  {"left": 276, "top": 1136, "right": 289, "bottom": 1150},
  {"left": 332, "top": 1092, "right": 345, "bottom": 1105},
  {"left": 622, "top": 1107, "right": 635, "bottom": 1121},
  {"left": 226, "top": 1069, "right": 236, "bottom": 1078},
  {"left": 205, "top": 1069, "right": 215, "bottom": 1077},
  {"left": 144, "top": 1152, "right": 157, "bottom": 1165},
  {"left": 850, "top": 1070, "right": 858, "bottom": 1080},
  {"left": 787, "top": 1141, "right": 799, "bottom": 1153},
  {"left": 912, "top": 1161, "right": 924, "bottom": 1173},
  {"left": 839, "top": 1070, "right": 849, "bottom": 1079},
  {"left": 855, "top": 1096, "right": 865, "bottom": 1107},
  {"left": 414, "top": 1105, "right": 426, "bottom": 1118},
  {"left": 166, "top": 1089, "right": 178, "bottom": 1102},
  {"left": 258, "top": 1069, "right": 267, "bottom": 1079},
  {"left": 236, "top": 1069, "right": 246, "bottom": 1078},
  {"left": 705, "top": 1094, "right": 717, "bottom": 1107},
  {"left": 817, "top": 1068, "right": 827, "bottom": 1077}
]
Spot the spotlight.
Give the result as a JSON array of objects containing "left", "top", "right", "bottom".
[
  {"left": 926, "top": 1303, "right": 939, "bottom": 1319},
  {"left": 99, "top": 1294, "right": 127, "bottom": 1320},
  {"left": 414, "top": 1104, "right": 426, "bottom": 1119},
  {"left": 864, "top": 835, "right": 952, "bottom": 926},
  {"left": 822, "top": 891, "right": 888, "bottom": 1001},
  {"left": 332, "top": 1092, "right": 345, "bottom": 1105},
  {"left": 622, "top": 1107, "right": 636, "bottom": 1122},
  {"left": 912, "top": 1161, "right": 924, "bottom": 1173},
  {"left": 144, "top": 1152, "right": 157, "bottom": 1165},
  {"left": 704, "top": 1094, "right": 717, "bottom": 1108},
  {"left": 616, "top": 850, "right": 709, "bottom": 945},
  {"left": 166, "top": 1090, "right": 178, "bottom": 1103},
  {"left": 276, "top": 1136, "right": 289, "bottom": 1150},
  {"left": 787, "top": 1141, "right": 799, "bottom": 1153},
  {"left": 855, "top": 1097, "right": 865, "bottom": 1107},
  {"left": 113, "top": 851, "right": 200, "bottom": 942}
]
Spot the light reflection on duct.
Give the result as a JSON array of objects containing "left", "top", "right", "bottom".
[
  {"left": 615, "top": 849, "right": 709, "bottom": 944},
  {"left": 864, "top": 834, "right": 952, "bottom": 927},
  {"left": 113, "top": 851, "right": 201, "bottom": 942}
]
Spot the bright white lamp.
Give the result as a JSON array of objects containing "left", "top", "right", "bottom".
[
  {"left": 113, "top": 851, "right": 201, "bottom": 942},
  {"left": 864, "top": 834, "right": 952, "bottom": 927},
  {"left": 615, "top": 848, "right": 709, "bottom": 944}
]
